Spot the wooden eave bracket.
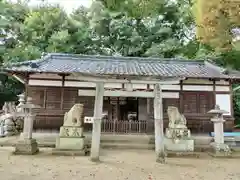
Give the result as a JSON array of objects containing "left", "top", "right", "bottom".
[
  {"left": 12, "top": 74, "right": 25, "bottom": 84},
  {"left": 7, "top": 72, "right": 29, "bottom": 84}
]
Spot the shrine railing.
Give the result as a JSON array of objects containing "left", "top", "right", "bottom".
[{"left": 101, "top": 119, "right": 154, "bottom": 134}]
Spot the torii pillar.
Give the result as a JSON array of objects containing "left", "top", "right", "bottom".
[
  {"left": 154, "top": 83, "right": 165, "bottom": 163},
  {"left": 90, "top": 82, "right": 104, "bottom": 162}
]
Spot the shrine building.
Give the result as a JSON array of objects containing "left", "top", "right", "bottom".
[{"left": 3, "top": 53, "right": 240, "bottom": 134}]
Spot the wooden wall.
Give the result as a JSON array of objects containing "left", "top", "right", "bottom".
[
  {"left": 28, "top": 86, "right": 109, "bottom": 130},
  {"left": 27, "top": 86, "right": 234, "bottom": 133}
]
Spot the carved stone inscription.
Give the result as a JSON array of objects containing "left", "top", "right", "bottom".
[{"left": 59, "top": 127, "right": 83, "bottom": 137}]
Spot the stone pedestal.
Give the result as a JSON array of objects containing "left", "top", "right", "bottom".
[
  {"left": 165, "top": 127, "right": 194, "bottom": 152},
  {"left": 53, "top": 126, "right": 88, "bottom": 156},
  {"left": 209, "top": 142, "right": 231, "bottom": 157},
  {"left": 165, "top": 139, "right": 194, "bottom": 151},
  {"left": 14, "top": 139, "right": 39, "bottom": 155},
  {"left": 56, "top": 126, "right": 85, "bottom": 150},
  {"left": 56, "top": 136, "right": 85, "bottom": 150}
]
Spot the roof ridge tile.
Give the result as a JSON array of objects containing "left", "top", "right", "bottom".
[{"left": 47, "top": 53, "right": 204, "bottom": 64}]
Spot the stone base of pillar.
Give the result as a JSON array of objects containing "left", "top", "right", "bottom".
[
  {"left": 90, "top": 156, "right": 100, "bottom": 162},
  {"left": 156, "top": 152, "right": 166, "bottom": 163},
  {"left": 13, "top": 138, "right": 39, "bottom": 155},
  {"left": 209, "top": 142, "right": 232, "bottom": 157}
]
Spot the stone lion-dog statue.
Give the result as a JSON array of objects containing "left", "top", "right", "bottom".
[
  {"left": 63, "top": 104, "right": 84, "bottom": 127},
  {"left": 167, "top": 106, "right": 187, "bottom": 128}
]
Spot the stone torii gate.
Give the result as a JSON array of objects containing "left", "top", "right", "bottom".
[{"left": 71, "top": 73, "right": 184, "bottom": 163}]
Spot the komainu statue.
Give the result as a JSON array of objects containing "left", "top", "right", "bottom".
[
  {"left": 63, "top": 104, "right": 84, "bottom": 127},
  {"left": 56, "top": 104, "right": 87, "bottom": 152},
  {"left": 165, "top": 106, "right": 194, "bottom": 152},
  {"left": 166, "top": 106, "right": 190, "bottom": 141},
  {"left": 167, "top": 106, "right": 187, "bottom": 128}
]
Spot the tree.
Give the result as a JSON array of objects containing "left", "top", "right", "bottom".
[
  {"left": 0, "top": 0, "right": 25, "bottom": 106},
  {"left": 98, "top": 0, "right": 165, "bottom": 18},
  {"left": 87, "top": 0, "right": 186, "bottom": 57},
  {"left": 193, "top": 0, "right": 240, "bottom": 52},
  {"left": 0, "top": 0, "right": 10, "bottom": 63}
]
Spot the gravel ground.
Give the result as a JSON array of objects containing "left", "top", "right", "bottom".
[{"left": 0, "top": 147, "right": 239, "bottom": 180}]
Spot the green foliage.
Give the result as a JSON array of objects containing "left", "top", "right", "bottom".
[
  {"left": 98, "top": 0, "right": 166, "bottom": 18},
  {"left": 0, "top": 76, "right": 23, "bottom": 106},
  {"left": 233, "top": 92, "right": 240, "bottom": 125},
  {"left": 87, "top": 0, "right": 187, "bottom": 57},
  {"left": 1, "top": 0, "right": 195, "bottom": 61},
  {"left": 193, "top": 0, "right": 240, "bottom": 52}
]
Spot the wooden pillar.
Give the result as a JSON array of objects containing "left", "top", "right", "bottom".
[
  {"left": 90, "top": 82, "right": 104, "bottom": 162},
  {"left": 154, "top": 83, "right": 165, "bottom": 163},
  {"left": 213, "top": 79, "right": 216, "bottom": 109},
  {"left": 146, "top": 84, "right": 151, "bottom": 133},
  {"left": 179, "top": 80, "right": 184, "bottom": 113},
  {"left": 24, "top": 73, "right": 30, "bottom": 101},
  {"left": 229, "top": 81, "right": 234, "bottom": 116},
  {"left": 146, "top": 98, "right": 151, "bottom": 133},
  {"left": 60, "top": 75, "right": 65, "bottom": 110}
]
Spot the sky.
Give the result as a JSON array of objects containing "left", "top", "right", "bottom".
[{"left": 11, "top": 0, "right": 92, "bottom": 12}]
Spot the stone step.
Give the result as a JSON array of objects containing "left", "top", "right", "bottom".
[
  {"left": 99, "top": 134, "right": 153, "bottom": 143},
  {"left": 100, "top": 142, "right": 213, "bottom": 152},
  {"left": 100, "top": 138, "right": 151, "bottom": 144},
  {"left": 100, "top": 142, "right": 155, "bottom": 150}
]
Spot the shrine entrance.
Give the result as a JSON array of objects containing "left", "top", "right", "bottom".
[
  {"left": 119, "top": 97, "right": 138, "bottom": 121},
  {"left": 102, "top": 97, "right": 150, "bottom": 134}
]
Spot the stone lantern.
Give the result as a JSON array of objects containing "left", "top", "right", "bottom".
[
  {"left": 14, "top": 97, "right": 40, "bottom": 155},
  {"left": 207, "top": 105, "right": 231, "bottom": 156},
  {"left": 16, "top": 93, "right": 25, "bottom": 113}
]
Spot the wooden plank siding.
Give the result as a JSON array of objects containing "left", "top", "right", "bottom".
[{"left": 27, "top": 86, "right": 234, "bottom": 133}]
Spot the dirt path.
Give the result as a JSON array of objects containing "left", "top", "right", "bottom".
[{"left": 0, "top": 147, "right": 239, "bottom": 180}]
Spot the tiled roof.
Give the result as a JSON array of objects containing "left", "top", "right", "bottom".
[{"left": 3, "top": 53, "right": 239, "bottom": 79}]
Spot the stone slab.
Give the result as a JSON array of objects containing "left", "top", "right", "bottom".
[
  {"left": 13, "top": 138, "right": 39, "bottom": 155},
  {"left": 56, "top": 137, "right": 85, "bottom": 150},
  {"left": 165, "top": 138, "right": 194, "bottom": 152},
  {"left": 167, "top": 151, "right": 202, "bottom": 158}
]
